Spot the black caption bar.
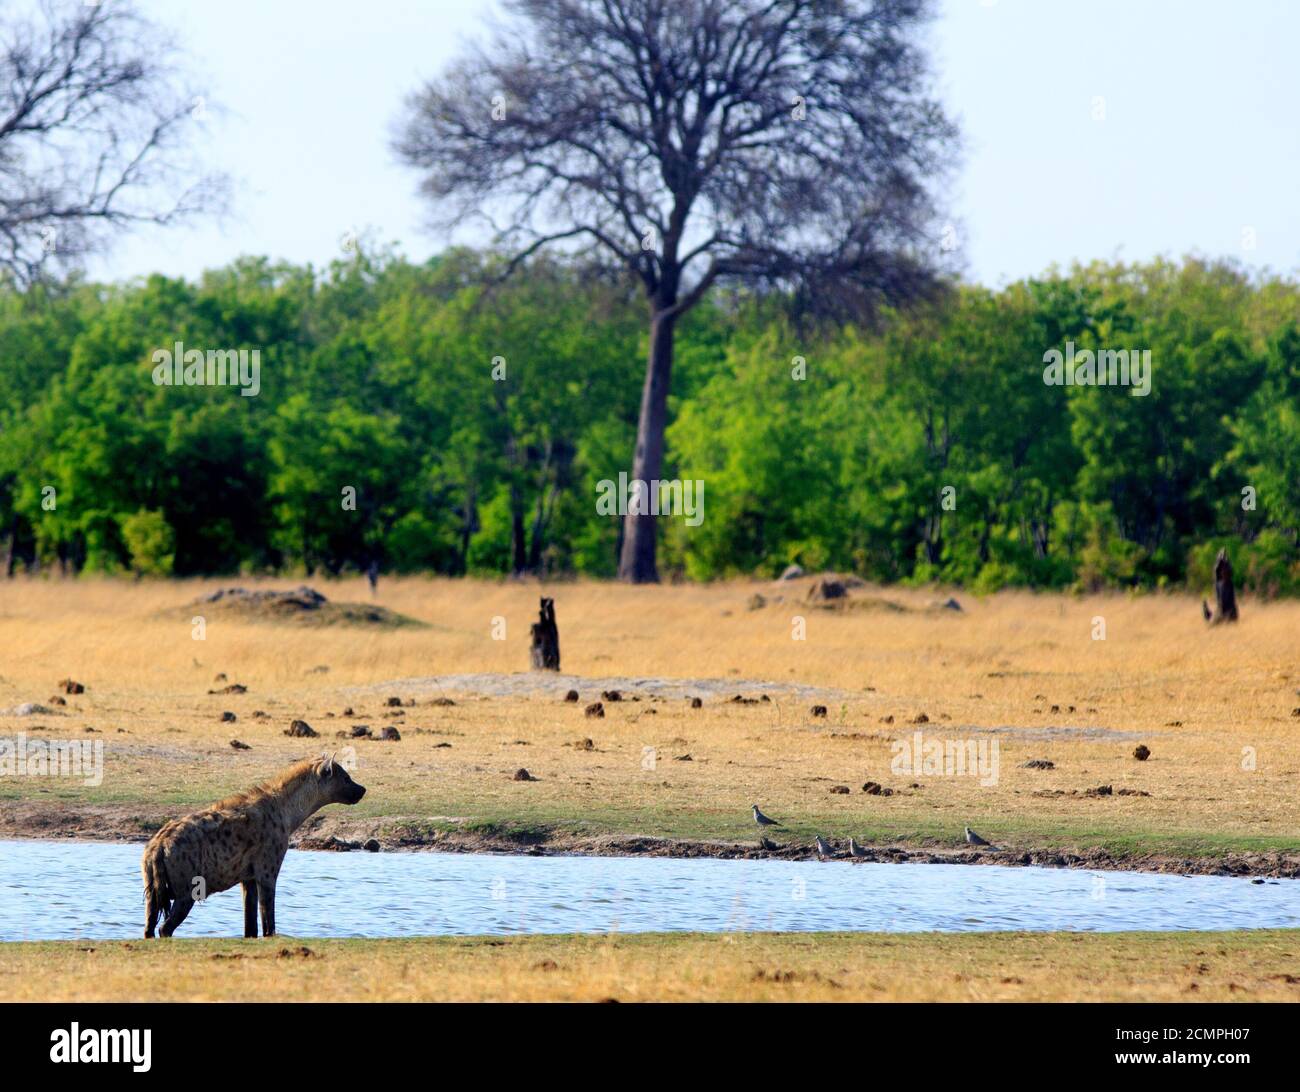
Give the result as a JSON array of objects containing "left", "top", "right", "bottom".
[{"left": 1, "top": 1001, "right": 1293, "bottom": 1078}]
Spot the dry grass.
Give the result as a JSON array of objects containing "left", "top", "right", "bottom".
[
  {"left": 0, "top": 575, "right": 1297, "bottom": 857},
  {"left": 2, "top": 930, "right": 1297, "bottom": 1002}
]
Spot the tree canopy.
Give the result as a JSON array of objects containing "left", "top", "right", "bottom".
[
  {"left": 0, "top": 251, "right": 1295, "bottom": 597},
  {"left": 395, "top": 0, "right": 958, "bottom": 581}
]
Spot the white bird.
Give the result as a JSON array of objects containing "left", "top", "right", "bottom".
[
  {"left": 752, "top": 804, "right": 783, "bottom": 828},
  {"left": 848, "top": 837, "right": 869, "bottom": 858},
  {"left": 965, "top": 826, "right": 999, "bottom": 849},
  {"left": 815, "top": 835, "right": 836, "bottom": 859}
]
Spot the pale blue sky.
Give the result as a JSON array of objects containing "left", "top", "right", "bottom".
[{"left": 99, "top": 0, "right": 1300, "bottom": 286}]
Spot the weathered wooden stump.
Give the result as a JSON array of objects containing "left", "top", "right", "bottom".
[
  {"left": 1207, "top": 548, "right": 1239, "bottom": 625},
  {"left": 529, "top": 597, "right": 560, "bottom": 670}
]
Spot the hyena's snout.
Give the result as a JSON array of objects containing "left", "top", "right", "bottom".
[
  {"left": 319, "top": 755, "right": 366, "bottom": 805},
  {"left": 332, "top": 766, "right": 365, "bottom": 805}
]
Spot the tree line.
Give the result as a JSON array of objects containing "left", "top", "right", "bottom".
[{"left": 0, "top": 250, "right": 1296, "bottom": 595}]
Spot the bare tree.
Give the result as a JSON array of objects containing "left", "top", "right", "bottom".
[
  {"left": 396, "top": 0, "right": 957, "bottom": 582},
  {"left": 0, "top": 0, "right": 222, "bottom": 282}
]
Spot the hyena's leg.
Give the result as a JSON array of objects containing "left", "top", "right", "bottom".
[
  {"left": 159, "top": 895, "right": 195, "bottom": 938},
  {"left": 144, "top": 888, "right": 162, "bottom": 939},
  {"left": 257, "top": 878, "right": 276, "bottom": 937},
  {"left": 241, "top": 881, "right": 259, "bottom": 938}
]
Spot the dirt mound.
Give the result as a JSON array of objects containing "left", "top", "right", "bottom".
[
  {"left": 347, "top": 672, "right": 844, "bottom": 702},
  {"left": 811, "top": 594, "right": 910, "bottom": 614},
  {"left": 0, "top": 702, "right": 58, "bottom": 716},
  {"left": 775, "top": 568, "right": 862, "bottom": 586},
  {"left": 200, "top": 585, "right": 327, "bottom": 610},
  {"left": 806, "top": 578, "right": 848, "bottom": 602},
  {"left": 786, "top": 573, "right": 910, "bottom": 613},
  {"left": 184, "top": 585, "right": 424, "bottom": 629}
]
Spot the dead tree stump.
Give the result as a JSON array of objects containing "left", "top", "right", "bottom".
[
  {"left": 529, "top": 597, "right": 560, "bottom": 670},
  {"left": 1207, "top": 548, "right": 1239, "bottom": 625}
]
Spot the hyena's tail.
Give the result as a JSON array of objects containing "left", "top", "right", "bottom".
[{"left": 142, "top": 841, "right": 173, "bottom": 938}]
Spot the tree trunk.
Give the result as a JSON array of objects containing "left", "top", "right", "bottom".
[
  {"left": 526, "top": 442, "right": 555, "bottom": 574},
  {"left": 529, "top": 597, "right": 560, "bottom": 670},
  {"left": 1209, "top": 548, "right": 1239, "bottom": 624},
  {"left": 528, "top": 485, "right": 557, "bottom": 574},
  {"left": 618, "top": 310, "right": 676, "bottom": 583},
  {"left": 510, "top": 490, "right": 527, "bottom": 574},
  {"left": 504, "top": 427, "right": 527, "bottom": 574},
  {"left": 924, "top": 512, "right": 943, "bottom": 565},
  {"left": 456, "top": 483, "right": 477, "bottom": 576}
]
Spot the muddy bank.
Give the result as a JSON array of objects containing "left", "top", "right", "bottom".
[{"left": 1, "top": 801, "right": 1296, "bottom": 880}]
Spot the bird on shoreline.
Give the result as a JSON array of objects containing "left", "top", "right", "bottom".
[
  {"left": 752, "top": 805, "right": 783, "bottom": 828},
  {"left": 848, "top": 837, "right": 869, "bottom": 858},
  {"left": 815, "top": 835, "right": 836, "bottom": 859},
  {"left": 965, "top": 826, "right": 999, "bottom": 850}
]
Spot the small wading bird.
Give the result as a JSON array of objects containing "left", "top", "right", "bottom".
[
  {"left": 965, "top": 826, "right": 999, "bottom": 850},
  {"left": 752, "top": 804, "right": 783, "bottom": 828},
  {"left": 848, "top": 837, "right": 869, "bottom": 858},
  {"left": 815, "top": 835, "right": 836, "bottom": 859}
]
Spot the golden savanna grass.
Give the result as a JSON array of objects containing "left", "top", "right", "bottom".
[
  {"left": 0, "top": 576, "right": 1295, "bottom": 857},
  {"left": 1, "top": 576, "right": 1298, "bottom": 1003},
  {"left": 2, "top": 931, "right": 1298, "bottom": 1002}
]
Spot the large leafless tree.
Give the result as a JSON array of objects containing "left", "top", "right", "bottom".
[
  {"left": 396, "top": 0, "right": 957, "bottom": 582},
  {"left": 0, "top": 0, "right": 221, "bottom": 283}
]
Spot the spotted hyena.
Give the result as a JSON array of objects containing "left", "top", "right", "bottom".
[{"left": 142, "top": 753, "right": 366, "bottom": 938}]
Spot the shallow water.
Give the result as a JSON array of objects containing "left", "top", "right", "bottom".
[{"left": 0, "top": 839, "right": 1295, "bottom": 941}]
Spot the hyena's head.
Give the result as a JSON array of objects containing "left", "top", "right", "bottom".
[{"left": 314, "top": 753, "right": 366, "bottom": 806}]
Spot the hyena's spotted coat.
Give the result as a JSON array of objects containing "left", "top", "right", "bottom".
[{"left": 142, "top": 754, "right": 365, "bottom": 938}]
